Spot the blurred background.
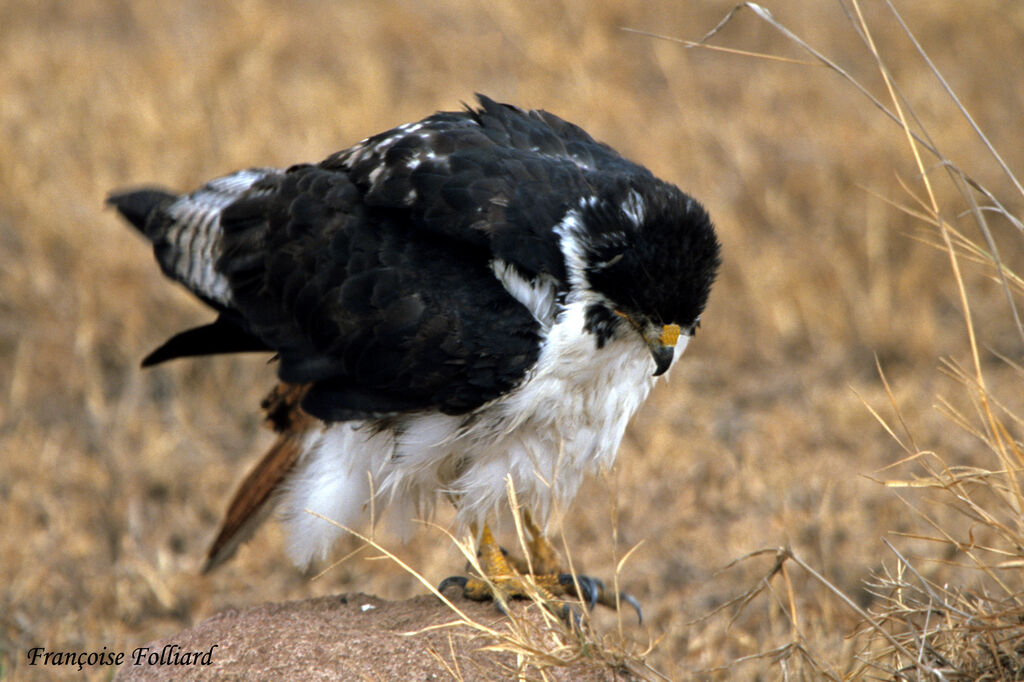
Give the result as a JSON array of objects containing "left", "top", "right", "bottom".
[{"left": 2, "top": 0, "right": 1022, "bottom": 678}]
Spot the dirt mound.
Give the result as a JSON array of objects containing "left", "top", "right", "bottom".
[{"left": 115, "top": 593, "right": 630, "bottom": 681}]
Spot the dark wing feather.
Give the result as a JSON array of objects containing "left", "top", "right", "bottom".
[
  {"left": 112, "top": 95, "right": 658, "bottom": 421},
  {"left": 141, "top": 314, "right": 269, "bottom": 367},
  {"left": 217, "top": 163, "right": 544, "bottom": 420},
  {"left": 322, "top": 95, "right": 652, "bottom": 282}
]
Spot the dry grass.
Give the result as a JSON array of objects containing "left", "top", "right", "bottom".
[{"left": 2, "top": 0, "right": 1023, "bottom": 679}]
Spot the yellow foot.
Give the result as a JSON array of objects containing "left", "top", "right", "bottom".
[{"left": 437, "top": 513, "right": 642, "bottom": 625}]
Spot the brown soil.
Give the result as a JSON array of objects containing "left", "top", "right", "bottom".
[{"left": 115, "top": 593, "right": 631, "bottom": 681}]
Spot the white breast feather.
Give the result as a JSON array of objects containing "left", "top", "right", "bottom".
[
  {"left": 280, "top": 296, "right": 685, "bottom": 567},
  {"left": 490, "top": 259, "right": 560, "bottom": 329},
  {"left": 278, "top": 203, "right": 685, "bottom": 566}
]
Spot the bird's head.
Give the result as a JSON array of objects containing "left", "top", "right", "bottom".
[{"left": 556, "top": 178, "right": 721, "bottom": 376}]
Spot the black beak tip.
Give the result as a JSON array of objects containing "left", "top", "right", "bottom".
[{"left": 651, "top": 346, "right": 675, "bottom": 376}]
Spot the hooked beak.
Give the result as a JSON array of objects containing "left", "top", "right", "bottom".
[
  {"left": 615, "top": 312, "right": 681, "bottom": 376},
  {"left": 647, "top": 323, "right": 679, "bottom": 376}
]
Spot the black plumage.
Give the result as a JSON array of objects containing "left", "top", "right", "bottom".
[{"left": 108, "top": 95, "right": 720, "bottom": 423}]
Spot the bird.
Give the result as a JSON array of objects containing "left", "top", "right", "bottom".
[{"left": 108, "top": 94, "right": 720, "bottom": 618}]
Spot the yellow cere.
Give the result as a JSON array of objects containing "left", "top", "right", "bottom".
[{"left": 659, "top": 324, "right": 681, "bottom": 347}]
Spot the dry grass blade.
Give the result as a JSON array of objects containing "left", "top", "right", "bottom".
[
  {"left": 620, "top": 26, "right": 815, "bottom": 65},
  {"left": 7, "top": 2, "right": 1024, "bottom": 679},
  {"left": 878, "top": 0, "right": 1024, "bottom": 201},
  {"left": 660, "top": 1, "right": 1024, "bottom": 678},
  {"left": 304, "top": 509, "right": 590, "bottom": 673},
  {"left": 305, "top": 477, "right": 657, "bottom": 680}
]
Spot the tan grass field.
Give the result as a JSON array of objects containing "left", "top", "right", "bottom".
[{"left": 2, "top": 1, "right": 1023, "bottom": 679}]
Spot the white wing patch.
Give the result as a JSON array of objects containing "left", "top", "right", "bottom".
[
  {"left": 490, "top": 259, "right": 561, "bottom": 329},
  {"left": 621, "top": 189, "right": 646, "bottom": 227},
  {"left": 338, "top": 126, "right": 450, "bottom": 206},
  {"left": 552, "top": 208, "right": 590, "bottom": 292},
  {"left": 164, "top": 168, "right": 279, "bottom": 305}
]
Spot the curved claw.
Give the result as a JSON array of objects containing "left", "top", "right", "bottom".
[
  {"left": 557, "top": 573, "right": 643, "bottom": 625},
  {"left": 437, "top": 575, "right": 468, "bottom": 596},
  {"left": 619, "top": 591, "right": 643, "bottom": 625},
  {"left": 558, "top": 573, "right": 603, "bottom": 610},
  {"left": 560, "top": 603, "right": 584, "bottom": 632},
  {"left": 595, "top": 587, "right": 643, "bottom": 625}
]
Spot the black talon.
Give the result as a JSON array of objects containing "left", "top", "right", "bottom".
[
  {"left": 558, "top": 573, "right": 603, "bottom": 610},
  {"left": 437, "top": 572, "right": 641, "bottom": 626},
  {"left": 437, "top": 575, "right": 468, "bottom": 596},
  {"left": 619, "top": 591, "right": 643, "bottom": 625},
  {"left": 560, "top": 603, "right": 585, "bottom": 632},
  {"left": 579, "top": 577, "right": 599, "bottom": 610},
  {"left": 585, "top": 577, "right": 605, "bottom": 609}
]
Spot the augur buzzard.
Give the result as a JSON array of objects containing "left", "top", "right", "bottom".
[{"left": 109, "top": 95, "right": 720, "bottom": 617}]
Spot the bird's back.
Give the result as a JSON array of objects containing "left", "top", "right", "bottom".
[{"left": 108, "top": 96, "right": 656, "bottom": 423}]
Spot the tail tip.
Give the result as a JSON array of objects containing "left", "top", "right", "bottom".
[{"left": 106, "top": 188, "right": 176, "bottom": 233}]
